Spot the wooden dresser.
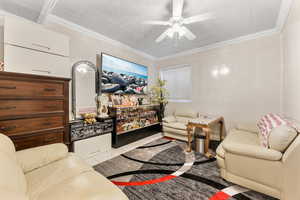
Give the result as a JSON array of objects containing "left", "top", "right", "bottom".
[{"left": 0, "top": 72, "right": 70, "bottom": 150}]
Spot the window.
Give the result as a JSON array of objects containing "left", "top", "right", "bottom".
[{"left": 160, "top": 65, "right": 192, "bottom": 102}]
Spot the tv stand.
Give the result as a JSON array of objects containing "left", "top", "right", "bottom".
[{"left": 109, "top": 104, "right": 162, "bottom": 148}]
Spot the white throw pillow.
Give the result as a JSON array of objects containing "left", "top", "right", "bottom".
[
  {"left": 257, "top": 114, "right": 288, "bottom": 148},
  {"left": 269, "top": 125, "right": 297, "bottom": 152}
]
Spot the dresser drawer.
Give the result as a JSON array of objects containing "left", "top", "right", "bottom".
[
  {"left": 0, "top": 79, "right": 64, "bottom": 97},
  {"left": 0, "top": 100, "right": 64, "bottom": 118},
  {"left": 43, "top": 131, "right": 64, "bottom": 144},
  {"left": 0, "top": 116, "right": 64, "bottom": 136},
  {"left": 13, "top": 131, "right": 64, "bottom": 151}
]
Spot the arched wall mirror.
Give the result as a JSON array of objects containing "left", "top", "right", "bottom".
[{"left": 72, "top": 60, "right": 99, "bottom": 119}]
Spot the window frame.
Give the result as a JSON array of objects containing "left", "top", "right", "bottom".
[{"left": 160, "top": 64, "right": 192, "bottom": 103}]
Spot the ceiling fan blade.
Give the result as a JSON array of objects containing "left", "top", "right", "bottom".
[
  {"left": 181, "top": 26, "right": 196, "bottom": 40},
  {"left": 156, "top": 28, "right": 172, "bottom": 43},
  {"left": 183, "top": 13, "right": 214, "bottom": 24},
  {"left": 173, "top": 0, "right": 184, "bottom": 18},
  {"left": 143, "top": 20, "right": 171, "bottom": 26}
]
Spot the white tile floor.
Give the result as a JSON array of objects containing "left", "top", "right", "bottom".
[{"left": 85, "top": 133, "right": 163, "bottom": 166}]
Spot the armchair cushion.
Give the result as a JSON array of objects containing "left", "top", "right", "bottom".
[
  {"left": 16, "top": 143, "right": 68, "bottom": 173},
  {"left": 223, "top": 142, "right": 282, "bottom": 161},
  {"left": 0, "top": 190, "right": 29, "bottom": 200},
  {"left": 25, "top": 154, "right": 92, "bottom": 199},
  {"left": 31, "top": 171, "right": 129, "bottom": 200}
]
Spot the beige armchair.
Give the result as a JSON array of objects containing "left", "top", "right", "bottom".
[
  {"left": 216, "top": 124, "right": 300, "bottom": 200},
  {"left": 0, "top": 134, "right": 128, "bottom": 200},
  {"left": 162, "top": 110, "right": 198, "bottom": 141}
]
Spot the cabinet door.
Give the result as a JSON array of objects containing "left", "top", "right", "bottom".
[
  {"left": 4, "top": 45, "right": 71, "bottom": 78},
  {"left": 4, "top": 17, "right": 69, "bottom": 57}
]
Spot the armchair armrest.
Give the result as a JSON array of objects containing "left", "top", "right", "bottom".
[
  {"left": 223, "top": 142, "right": 282, "bottom": 161},
  {"left": 163, "top": 115, "right": 176, "bottom": 123},
  {"left": 16, "top": 143, "right": 68, "bottom": 173}
]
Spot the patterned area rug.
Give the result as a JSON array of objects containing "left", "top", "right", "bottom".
[{"left": 94, "top": 138, "right": 278, "bottom": 200}]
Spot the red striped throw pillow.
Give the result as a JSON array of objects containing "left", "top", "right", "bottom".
[{"left": 257, "top": 114, "right": 288, "bottom": 148}]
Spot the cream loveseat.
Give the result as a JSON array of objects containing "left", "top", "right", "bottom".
[
  {"left": 163, "top": 110, "right": 198, "bottom": 141},
  {"left": 0, "top": 134, "right": 128, "bottom": 200},
  {"left": 216, "top": 124, "right": 300, "bottom": 200}
]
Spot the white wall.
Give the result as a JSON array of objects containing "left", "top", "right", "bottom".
[
  {"left": 43, "top": 22, "right": 158, "bottom": 120},
  {"left": 0, "top": 15, "right": 158, "bottom": 120},
  {"left": 281, "top": 0, "right": 300, "bottom": 121},
  {"left": 0, "top": 12, "right": 287, "bottom": 126},
  {"left": 156, "top": 34, "right": 282, "bottom": 128},
  {"left": 44, "top": 22, "right": 157, "bottom": 86}
]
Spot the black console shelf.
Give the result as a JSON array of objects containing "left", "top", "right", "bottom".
[
  {"left": 112, "top": 123, "right": 161, "bottom": 148},
  {"left": 109, "top": 104, "right": 162, "bottom": 148}
]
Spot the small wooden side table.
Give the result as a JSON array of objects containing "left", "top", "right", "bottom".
[{"left": 186, "top": 115, "right": 225, "bottom": 158}]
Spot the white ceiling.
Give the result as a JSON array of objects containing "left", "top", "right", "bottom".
[
  {"left": 0, "top": 0, "right": 46, "bottom": 21},
  {"left": 0, "top": 0, "right": 283, "bottom": 58}
]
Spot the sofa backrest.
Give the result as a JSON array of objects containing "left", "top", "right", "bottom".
[
  {"left": 0, "top": 134, "right": 27, "bottom": 195},
  {"left": 174, "top": 110, "right": 198, "bottom": 123}
]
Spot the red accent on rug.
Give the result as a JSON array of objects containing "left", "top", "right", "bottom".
[
  {"left": 163, "top": 137, "right": 176, "bottom": 141},
  {"left": 112, "top": 175, "right": 176, "bottom": 186},
  {"left": 209, "top": 191, "right": 231, "bottom": 200}
]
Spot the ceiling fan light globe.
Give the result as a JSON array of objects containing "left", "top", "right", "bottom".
[
  {"left": 167, "top": 29, "right": 175, "bottom": 38},
  {"left": 178, "top": 28, "right": 186, "bottom": 37}
]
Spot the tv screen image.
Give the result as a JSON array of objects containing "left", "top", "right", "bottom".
[{"left": 101, "top": 54, "right": 148, "bottom": 95}]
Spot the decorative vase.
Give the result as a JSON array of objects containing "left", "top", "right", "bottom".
[{"left": 97, "top": 94, "right": 109, "bottom": 118}]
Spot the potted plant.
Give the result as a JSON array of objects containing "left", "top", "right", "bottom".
[{"left": 150, "top": 78, "right": 169, "bottom": 121}]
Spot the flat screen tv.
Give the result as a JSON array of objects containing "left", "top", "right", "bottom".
[{"left": 100, "top": 53, "right": 148, "bottom": 95}]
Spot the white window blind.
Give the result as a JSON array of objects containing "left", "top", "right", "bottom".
[{"left": 160, "top": 65, "right": 192, "bottom": 102}]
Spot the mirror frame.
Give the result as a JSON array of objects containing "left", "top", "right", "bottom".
[{"left": 72, "top": 60, "right": 99, "bottom": 119}]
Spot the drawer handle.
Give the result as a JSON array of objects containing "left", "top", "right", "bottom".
[
  {"left": 32, "top": 70, "right": 51, "bottom": 74},
  {"left": 0, "top": 86, "right": 16, "bottom": 90},
  {"left": 0, "top": 125, "right": 17, "bottom": 132},
  {"left": 32, "top": 43, "right": 51, "bottom": 50},
  {"left": 0, "top": 106, "right": 16, "bottom": 110},
  {"left": 44, "top": 88, "right": 56, "bottom": 92}
]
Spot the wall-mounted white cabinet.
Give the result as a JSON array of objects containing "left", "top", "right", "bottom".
[
  {"left": 4, "top": 45, "right": 70, "bottom": 78},
  {"left": 4, "top": 17, "right": 69, "bottom": 57},
  {"left": 3, "top": 16, "right": 70, "bottom": 78}
]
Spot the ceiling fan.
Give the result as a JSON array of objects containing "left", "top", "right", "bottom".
[{"left": 144, "top": 0, "right": 214, "bottom": 43}]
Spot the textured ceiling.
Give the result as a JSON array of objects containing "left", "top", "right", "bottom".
[
  {"left": 0, "top": 0, "right": 282, "bottom": 58},
  {"left": 0, "top": 0, "right": 46, "bottom": 21}
]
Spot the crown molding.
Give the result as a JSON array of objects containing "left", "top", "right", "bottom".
[
  {"left": 0, "top": 0, "right": 294, "bottom": 62},
  {"left": 156, "top": 29, "right": 279, "bottom": 61},
  {"left": 276, "top": 0, "right": 294, "bottom": 32},
  {"left": 46, "top": 14, "right": 156, "bottom": 61},
  {"left": 157, "top": 0, "right": 294, "bottom": 61}
]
